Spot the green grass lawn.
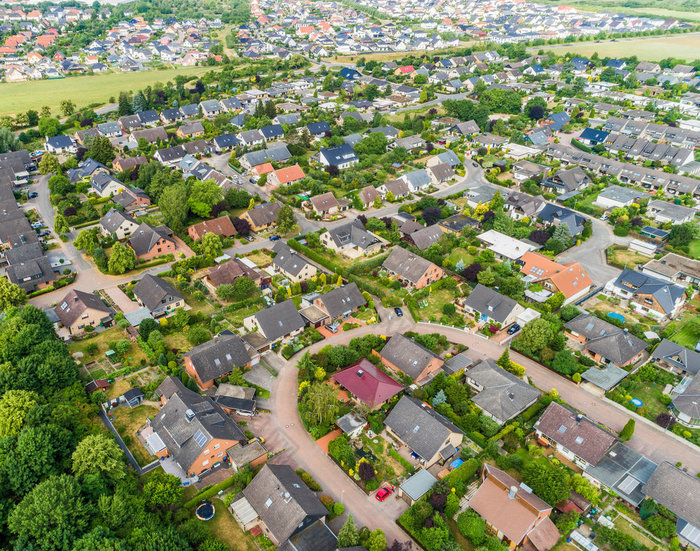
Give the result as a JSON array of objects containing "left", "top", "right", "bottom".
[
  {"left": 445, "top": 248, "right": 475, "bottom": 268},
  {"left": 204, "top": 498, "right": 258, "bottom": 551},
  {"left": 671, "top": 315, "right": 700, "bottom": 349},
  {"left": 689, "top": 239, "right": 700, "bottom": 260},
  {"left": 0, "top": 66, "right": 221, "bottom": 115},
  {"left": 111, "top": 405, "right": 158, "bottom": 467},
  {"left": 415, "top": 289, "right": 456, "bottom": 321},
  {"left": 68, "top": 327, "right": 148, "bottom": 365},
  {"left": 616, "top": 379, "right": 669, "bottom": 420}
]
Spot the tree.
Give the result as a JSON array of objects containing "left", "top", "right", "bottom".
[
  {"left": 232, "top": 277, "right": 257, "bottom": 300},
  {"left": 188, "top": 179, "right": 223, "bottom": 218},
  {"left": 188, "top": 326, "right": 210, "bottom": 346},
  {"left": 639, "top": 499, "right": 657, "bottom": 520},
  {"left": 497, "top": 348, "right": 511, "bottom": 370},
  {"left": 60, "top": 100, "right": 76, "bottom": 116},
  {"left": 517, "top": 318, "right": 553, "bottom": 352},
  {"left": 644, "top": 515, "right": 676, "bottom": 539},
  {"left": 53, "top": 213, "right": 70, "bottom": 235},
  {"left": 462, "top": 262, "right": 483, "bottom": 281},
  {"left": 39, "top": 152, "right": 61, "bottom": 174},
  {"left": 108, "top": 242, "right": 136, "bottom": 274},
  {"left": 552, "top": 350, "right": 577, "bottom": 375},
  {"left": 556, "top": 512, "right": 580, "bottom": 535},
  {"left": 201, "top": 232, "right": 223, "bottom": 258},
  {"left": 38, "top": 117, "right": 61, "bottom": 137},
  {"left": 276, "top": 205, "right": 297, "bottom": 234},
  {"left": 529, "top": 229, "right": 551, "bottom": 246},
  {"left": 143, "top": 471, "right": 183, "bottom": 509},
  {"left": 337, "top": 515, "right": 359, "bottom": 548},
  {"left": 232, "top": 217, "right": 251, "bottom": 236},
  {"left": 552, "top": 224, "right": 571, "bottom": 247},
  {"left": 304, "top": 382, "right": 339, "bottom": 426},
  {"left": 367, "top": 529, "right": 387, "bottom": 551},
  {"left": 668, "top": 221, "right": 699, "bottom": 248},
  {"left": 0, "top": 390, "right": 38, "bottom": 437},
  {"left": 8, "top": 474, "right": 91, "bottom": 551},
  {"left": 117, "top": 92, "right": 133, "bottom": 116},
  {"left": 523, "top": 462, "right": 570, "bottom": 505},
  {"left": 159, "top": 183, "right": 189, "bottom": 232},
  {"left": 138, "top": 317, "right": 159, "bottom": 340},
  {"left": 0, "top": 127, "right": 20, "bottom": 153},
  {"left": 0, "top": 278, "right": 27, "bottom": 310},
  {"left": 619, "top": 419, "right": 635, "bottom": 441},
  {"left": 421, "top": 206, "right": 442, "bottom": 226},
  {"left": 72, "top": 434, "right": 126, "bottom": 484},
  {"left": 358, "top": 461, "right": 376, "bottom": 482},
  {"left": 86, "top": 135, "right": 115, "bottom": 165},
  {"left": 457, "top": 511, "right": 486, "bottom": 545},
  {"left": 477, "top": 267, "right": 496, "bottom": 286},
  {"left": 74, "top": 228, "right": 101, "bottom": 254}
]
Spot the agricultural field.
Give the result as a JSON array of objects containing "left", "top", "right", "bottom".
[
  {"left": 0, "top": 66, "right": 219, "bottom": 116},
  {"left": 530, "top": 34, "right": 700, "bottom": 62}
]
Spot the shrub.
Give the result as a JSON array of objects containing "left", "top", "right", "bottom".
[
  {"left": 644, "top": 515, "right": 676, "bottom": 539},
  {"left": 457, "top": 511, "right": 485, "bottom": 545},
  {"left": 319, "top": 494, "right": 334, "bottom": 512}
]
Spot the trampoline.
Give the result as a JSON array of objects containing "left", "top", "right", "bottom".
[
  {"left": 196, "top": 501, "right": 215, "bottom": 521},
  {"left": 630, "top": 398, "right": 643, "bottom": 407}
]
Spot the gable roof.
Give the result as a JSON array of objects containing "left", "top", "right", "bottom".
[
  {"left": 534, "top": 402, "right": 618, "bottom": 465},
  {"left": 332, "top": 358, "right": 403, "bottom": 407},
  {"left": 242, "top": 464, "right": 328, "bottom": 545},
  {"left": 133, "top": 274, "right": 182, "bottom": 312},
  {"left": 254, "top": 299, "right": 304, "bottom": 341},
  {"left": 463, "top": 284, "right": 519, "bottom": 324},
  {"left": 185, "top": 334, "right": 252, "bottom": 385},
  {"left": 310, "top": 191, "right": 339, "bottom": 212},
  {"left": 380, "top": 333, "right": 442, "bottom": 380},
  {"left": 244, "top": 202, "right": 280, "bottom": 228},
  {"left": 651, "top": 339, "right": 700, "bottom": 376},
  {"left": 519, "top": 252, "right": 593, "bottom": 299},
  {"left": 188, "top": 215, "right": 236, "bottom": 239},
  {"left": 384, "top": 396, "right": 463, "bottom": 461},
  {"left": 564, "top": 313, "right": 648, "bottom": 366},
  {"left": 316, "top": 282, "right": 366, "bottom": 319},
  {"left": 643, "top": 462, "right": 700, "bottom": 528},
  {"left": 272, "top": 164, "right": 305, "bottom": 185},
  {"left": 55, "top": 289, "right": 111, "bottom": 327},
  {"left": 100, "top": 208, "right": 137, "bottom": 233},
  {"left": 326, "top": 220, "right": 380, "bottom": 251},
  {"left": 466, "top": 359, "right": 541, "bottom": 422},
  {"left": 382, "top": 247, "right": 437, "bottom": 286},
  {"left": 128, "top": 222, "right": 175, "bottom": 256},
  {"left": 272, "top": 241, "right": 314, "bottom": 278},
  {"left": 410, "top": 225, "right": 443, "bottom": 250},
  {"left": 610, "top": 269, "right": 685, "bottom": 316}
]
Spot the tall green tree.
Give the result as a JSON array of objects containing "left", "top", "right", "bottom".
[
  {"left": 159, "top": 183, "right": 189, "bottom": 232},
  {"left": 72, "top": 434, "right": 127, "bottom": 485},
  {"left": 201, "top": 232, "right": 223, "bottom": 258},
  {"left": 0, "top": 278, "right": 27, "bottom": 310},
  {"left": 337, "top": 515, "right": 358, "bottom": 548},
  {"left": 188, "top": 180, "right": 223, "bottom": 218},
  {"left": 0, "top": 127, "right": 20, "bottom": 153},
  {"left": 39, "top": 152, "right": 61, "bottom": 174},
  {"left": 0, "top": 390, "right": 38, "bottom": 437},
  {"left": 143, "top": 471, "right": 183, "bottom": 509},
  {"left": 54, "top": 213, "right": 70, "bottom": 235},
  {"left": 522, "top": 461, "right": 570, "bottom": 505},
  {"left": 108, "top": 242, "right": 136, "bottom": 274},
  {"left": 516, "top": 318, "right": 553, "bottom": 352},
  {"left": 86, "top": 135, "right": 116, "bottom": 165},
  {"left": 304, "top": 382, "right": 339, "bottom": 426},
  {"left": 276, "top": 205, "right": 297, "bottom": 234}
]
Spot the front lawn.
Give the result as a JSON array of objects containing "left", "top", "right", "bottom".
[{"left": 111, "top": 404, "right": 158, "bottom": 467}]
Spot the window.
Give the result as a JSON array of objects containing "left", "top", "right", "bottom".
[
  {"left": 202, "top": 460, "right": 209, "bottom": 467},
  {"left": 204, "top": 449, "right": 210, "bottom": 455},
  {"left": 217, "top": 452, "right": 223, "bottom": 457},
  {"left": 214, "top": 443, "right": 220, "bottom": 450}
]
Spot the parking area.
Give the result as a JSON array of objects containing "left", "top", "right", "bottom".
[{"left": 104, "top": 286, "right": 140, "bottom": 313}]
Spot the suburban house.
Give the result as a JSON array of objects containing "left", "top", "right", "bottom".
[
  {"left": 565, "top": 313, "right": 647, "bottom": 368},
  {"left": 646, "top": 199, "right": 696, "bottom": 225},
  {"left": 45, "top": 134, "right": 77, "bottom": 154},
  {"left": 671, "top": 375, "right": 700, "bottom": 426},
  {"left": 477, "top": 230, "right": 537, "bottom": 261},
  {"left": 54, "top": 289, "right": 113, "bottom": 337},
  {"left": 90, "top": 172, "right": 125, "bottom": 198},
  {"left": 268, "top": 164, "right": 305, "bottom": 187},
  {"left": 439, "top": 214, "right": 480, "bottom": 234},
  {"left": 128, "top": 222, "right": 177, "bottom": 260},
  {"left": 408, "top": 225, "right": 444, "bottom": 250},
  {"left": 604, "top": 269, "right": 686, "bottom": 320},
  {"left": 147, "top": 377, "right": 246, "bottom": 477},
  {"left": 111, "top": 187, "right": 151, "bottom": 211},
  {"left": 231, "top": 464, "right": 333, "bottom": 549},
  {"left": 359, "top": 185, "right": 380, "bottom": 208},
  {"left": 184, "top": 333, "right": 254, "bottom": 389},
  {"left": 244, "top": 300, "right": 304, "bottom": 344},
  {"left": 132, "top": 274, "right": 184, "bottom": 317},
  {"left": 99, "top": 208, "right": 139, "bottom": 240},
  {"left": 594, "top": 185, "right": 649, "bottom": 209},
  {"left": 583, "top": 442, "right": 657, "bottom": 507},
  {"left": 464, "top": 360, "right": 541, "bottom": 425},
  {"left": 651, "top": 339, "right": 700, "bottom": 376},
  {"left": 313, "top": 282, "right": 366, "bottom": 323},
  {"left": 468, "top": 464, "right": 560, "bottom": 551},
  {"left": 332, "top": 358, "right": 404, "bottom": 409},
  {"left": 505, "top": 191, "right": 545, "bottom": 220},
  {"left": 320, "top": 220, "right": 382, "bottom": 258},
  {"left": 534, "top": 402, "right": 618, "bottom": 468},
  {"left": 384, "top": 396, "right": 463, "bottom": 467},
  {"left": 187, "top": 215, "right": 237, "bottom": 241},
  {"left": 641, "top": 253, "right": 700, "bottom": 288},
  {"left": 271, "top": 241, "right": 317, "bottom": 283},
  {"left": 382, "top": 246, "right": 444, "bottom": 290},
  {"left": 203, "top": 258, "right": 269, "bottom": 294},
  {"left": 519, "top": 252, "right": 595, "bottom": 305},
  {"left": 319, "top": 143, "right": 358, "bottom": 169},
  {"left": 462, "top": 284, "right": 524, "bottom": 328},
  {"left": 310, "top": 192, "right": 341, "bottom": 217},
  {"left": 4, "top": 244, "right": 55, "bottom": 292},
  {"left": 241, "top": 202, "right": 281, "bottom": 232},
  {"left": 538, "top": 204, "right": 587, "bottom": 236},
  {"left": 379, "top": 333, "right": 444, "bottom": 385},
  {"left": 512, "top": 160, "right": 548, "bottom": 182},
  {"left": 176, "top": 121, "right": 205, "bottom": 139},
  {"left": 643, "top": 462, "right": 700, "bottom": 549},
  {"left": 541, "top": 166, "right": 590, "bottom": 194}
]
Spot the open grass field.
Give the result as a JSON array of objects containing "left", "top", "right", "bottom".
[
  {"left": 537, "top": 0, "right": 700, "bottom": 21},
  {"left": 0, "top": 66, "right": 219, "bottom": 116},
  {"left": 529, "top": 33, "right": 700, "bottom": 62}
]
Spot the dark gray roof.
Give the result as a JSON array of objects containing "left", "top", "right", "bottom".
[
  {"left": 443, "top": 351, "right": 475, "bottom": 375},
  {"left": 564, "top": 314, "right": 647, "bottom": 366},
  {"left": 326, "top": 220, "right": 379, "bottom": 251},
  {"left": 643, "top": 462, "right": 700, "bottom": 528},
  {"left": 260, "top": 124, "right": 284, "bottom": 139},
  {"left": 672, "top": 375, "right": 700, "bottom": 420},
  {"left": 384, "top": 396, "right": 463, "bottom": 461},
  {"left": 410, "top": 225, "right": 443, "bottom": 250},
  {"left": 584, "top": 442, "right": 657, "bottom": 506},
  {"left": 128, "top": 222, "right": 174, "bottom": 256},
  {"left": 610, "top": 269, "right": 685, "bottom": 316},
  {"left": 466, "top": 359, "right": 541, "bottom": 422},
  {"left": 185, "top": 334, "right": 251, "bottom": 385},
  {"left": 6, "top": 255, "right": 54, "bottom": 291},
  {"left": 91, "top": 172, "right": 122, "bottom": 193},
  {"left": 463, "top": 284, "right": 519, "bottom": 324},
  {"left": 242, "top": 464, "right": 328, "bottom": 544},
  {"left": 245, "top": 202, "right": 280, "bottom": 228},
  {"left": 155, "top": 144, "right": 187, "bottom": 163},
  {"left": 382, "top": 247, "right": 436, "bottom": 286},
  {"left": 100, "top": 208, "right": 136, "bottom": 233},
  {"left": 320, "top": 143, "right": 358, "bottom": 165},
  {"left": 55, "top": 289, "right": 111, "bottom": 327},
  {"left": 317, "top": 282, "right": 366, "bottom": 319},
  {"left": 5, "top": 242, "right": 43, "bottom": 265},
  {"left": 652, "top": 339, "right": 700, "bottom": 376},
  {"left": 272, "top": 241, "right": 313, "bottom": 277},
  {"left": 285, "top": 520, "right": 337, "bottom": 551},
  {"left": 380, "top": 334, "right": 441, "bottom": 380},
  {"left": 150, "top": 387, "right": 245, "bottom": 472},
  {"left": 254, "top": 300, "right": 304, "bottom": 341},
  {"left": 133, "top": 274, "right": 182, "bottom": 312}
]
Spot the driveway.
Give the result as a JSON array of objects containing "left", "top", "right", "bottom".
[
  {"left": 104, "top": 286, "right": 140, "bottom": 313},
  {"left": 244, "top": 363, "right": 274, "bottom": 391}
]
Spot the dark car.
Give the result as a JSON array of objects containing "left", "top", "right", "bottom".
[
  {"left": 472, "top": 161, "right": 478, "bottom": 167},
  {"left": 394, "top": 307, "right": 403, "bottom": 317},
  {"left": 38, "top": 230, "right": 50, "bottom": 237},
  {"left": 269, "top": 235, "right": 281, "bottom": 241},
  {"left": 507, "top": 324, "right": 520, "bottom": 335},
  {"left": 28, "top": 192, "right": 38, "bottom": 198}
]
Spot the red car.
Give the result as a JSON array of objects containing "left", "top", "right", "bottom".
[{"left": 375, "top": 486, "right": 393, "bottom": 502}]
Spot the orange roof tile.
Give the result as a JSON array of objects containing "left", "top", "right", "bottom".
[
  {"left": 519, "top": 252, "right": 593, "bottom": 299},
  {"left": 272, "top": 164, "right": 305, "bottom": 184}
]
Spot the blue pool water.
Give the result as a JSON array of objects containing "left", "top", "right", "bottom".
[{"left": 607, "top": 312, "right": 626, "bottom": 323}]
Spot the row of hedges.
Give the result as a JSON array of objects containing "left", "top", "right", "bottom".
[
  {"left": 388, "top": 449, "right": 415, "bottom": 475},
  {"left": 183, "top": 467, "right": 253, "bottom": 508}
]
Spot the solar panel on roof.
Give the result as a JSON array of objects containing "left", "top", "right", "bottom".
[
  {"left": 193, "top": 429, "right": 207, "bottom": 447},
  {"left": 617, "top": 475, "right": 640, "bottom": 494}
]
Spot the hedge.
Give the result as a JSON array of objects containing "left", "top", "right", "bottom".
[
  {"left": 520, "top": 401, "right": 545, "bottom": 422},
  {"left": 571, "top": 138, "right": 592, "bottom": 153},
  {"left": 183, "top": 475, "right": 240, "bottom": 508},
  {"left": 287, "top": 238, "right": 343, "bottom": 274},
  {"left": 389, "top": 449, "right": 415, "bottom": 475},
  {"left": 467, "top": 431, "right": 487, "bottom": 448}
]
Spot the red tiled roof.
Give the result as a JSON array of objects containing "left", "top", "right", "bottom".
[{"left": 332, "top": 358, "right": 403, "bottom": 408}]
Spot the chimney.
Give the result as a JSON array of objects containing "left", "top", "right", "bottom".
[
  {"left": 185, "top": 408, "right": 195, "bottom": 422},
  {"left": 576, "top": 414, "right": 583, "bottom": 422},
  {"left": 508, "top": 486, "right": 518, "bottom": 499}
]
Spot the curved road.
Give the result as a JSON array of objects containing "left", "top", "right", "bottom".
[{"left": 264, "top": 318, "right": 700, "bottom": 541}]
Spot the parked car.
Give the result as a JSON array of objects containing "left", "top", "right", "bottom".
[
  {"left": 507, "top": 324, "right": 521, "bottom": 335},
  {"left": 375, "top": 487, "right": 393, "bottom": 502},
  {"left": 31, "top": 222, "right": 43, "bottom": 229},
  {"left": 245, "top": 235, "right": 255, "bottom": 242},
  {"left": 394, "top": 307, "right": 403, "bottom": 317},
  {"left": 472, "top": 161, "right": 479, "bottom": 167},
  {"left": 28, "top": 192, "right": 38, "bottom": 199},
  {"left": 38, "top": 230, "right": 50, "bottom": 237},
  {"left": 269, "top": 235, "right": 281, "bottom": 241}
]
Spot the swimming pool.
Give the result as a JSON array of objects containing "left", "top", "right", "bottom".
[{"left": 607, "top": 312, "right": 626, "bottom": 324}]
